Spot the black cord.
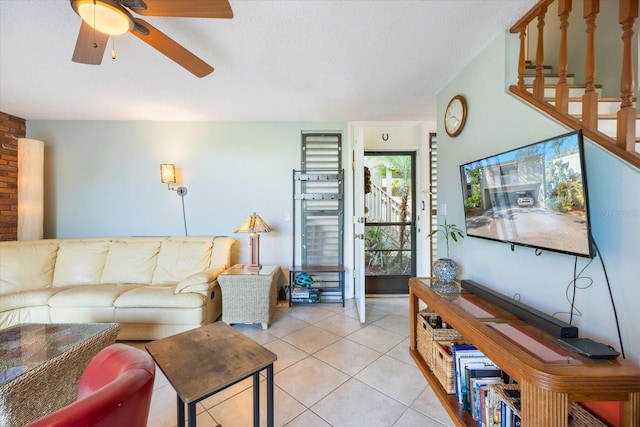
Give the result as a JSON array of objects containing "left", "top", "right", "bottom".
[
  {"left": 569, "top": 256, "right": 577, "bottom": 324},
  {"left": 593, "top": 238, "right": 625, "bottom": 359},
  {"left": 553, "top": 255, "right": 593, "bottom": 321}
]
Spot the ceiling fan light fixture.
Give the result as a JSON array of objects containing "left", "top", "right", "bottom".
[{"left": 72, "top": 0, "right": 134, "bottom": 36}]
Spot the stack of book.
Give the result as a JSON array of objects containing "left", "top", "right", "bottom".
[
  {"left": 290, "top": 286, "right": 320, "bottom": 303},
  {"left": 452, "top": 344, "right": 505, "bottom": 425}
]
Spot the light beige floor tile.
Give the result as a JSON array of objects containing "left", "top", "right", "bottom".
[
  {"left": 199, "top": 376, "right": 253, "bottom": 410},
  {"left": 195, "top": 410, "right": 222, "bottom": 427},
  {"left": 313, "top": 338, "right": 382, "bottom": 376},
  {"left": 207, "top": 381, "right": 305, "bottom": 427},
  {"left": 232, "top": 323, "right": 278, "bottom": 345},
  {"left": 411, "top": 386, "right": 455, "bottom": 426},
  {"left": 355, "top": 355, "right": 427, "bottom": 406},
  {"left": 274, "top": 357, "right": 350, "bottom": 407},
  {"left": 365, "top": 296, "right": 410, "bottom": 315},
  {"left": 314, "top": 313, "right": 365, "bottom": 337},
  {"left": 346, "top": 324, "right": 405, "bottom": 353},
  {"left": 281, "top": 325, "right": 341, "bottom": 354},
  {"left": 146, "top": 383, "right": 178, "bottom": 427},
  {"left": 372, "top": 314, "right": 410, "bottom": 336},
  {"left": 285, "top": 410, "right": 331, "bottom": 426},
  {"left": 265, "top": 314, "right": 311, "bottom": 338},
  {"left": 362, "top": 307, "right": 391, "bottom": 324},
  {"left": 338, "top": 303, "right": 363, "bottom": 320},
  {"left": 385, "top": 337, "right": 414, "bottom": 366},
  {"left": 288, "top": 305, "right": 336, "bottom": 323},
  {"left": 263, "top": 339, "right": 310, "bottom": 373},
  {"left": 321, "top": 299, "right": 356, "bottom": 314},
  {"left": 392, "top": 408, "right": 449, "bottom": 426},
  {"left": 311, "top": 378, "right": 407, "bottom": 427}
]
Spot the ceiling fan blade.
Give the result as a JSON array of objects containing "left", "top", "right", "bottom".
[
  {"left": 131, "top": 18, "right": 214, "bottom": 78},
  {"left": 72, "top": 21, "right": 109, "bottom": 65},
  {"left": 128, "top": 0, "right": 233, "bottom": 18}
]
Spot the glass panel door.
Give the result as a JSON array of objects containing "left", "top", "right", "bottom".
[{"left": 364, "top": 152, "right": 416, "bottom": 294}]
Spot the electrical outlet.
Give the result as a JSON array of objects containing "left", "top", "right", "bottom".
[
  {"left": 440, "top": 203, "right": 447, "bottom": 216},
  {"left": 284, "top": 212, "right": 290, "bottom": 221}
]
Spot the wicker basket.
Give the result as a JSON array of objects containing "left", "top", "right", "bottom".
[
  {"left": 416, "top": 309, "right": 464, "bottom": 367},
  {"left": 432, "top": 341, "right": 457, "bottom": 393},
  {"left": 487, "top": 383, "right": 607, "bottom": 427}
]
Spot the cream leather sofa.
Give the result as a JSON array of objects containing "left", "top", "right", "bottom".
[{"left": 0, "top": 236, "right": 235, "bottom": 340}]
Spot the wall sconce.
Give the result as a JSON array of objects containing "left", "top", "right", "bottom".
[
  {"left": 234, "top": 212, "right": 273, "bottom": 270},
  {"left": 160, "top": 163, "right": 188, "bottom": 236},
  {"left": 160, "top": 163, "right": 188, "bottom": 196}
]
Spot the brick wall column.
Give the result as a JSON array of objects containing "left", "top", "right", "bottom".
[{"left": 0, "top": 112, "right": 26, "bottom": 241}]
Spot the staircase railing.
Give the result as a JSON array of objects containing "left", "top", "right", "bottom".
[{"left": 509, "top": 0, "right": 640, "bottom": 169}]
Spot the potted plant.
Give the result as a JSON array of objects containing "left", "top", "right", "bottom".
[{"left": 427, "top": 219, "right": 465, "bottom": 281}]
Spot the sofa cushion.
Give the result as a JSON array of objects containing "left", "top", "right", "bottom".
[
  {"left": 151, "top": 240, "right": 212, "bottom": 285},
  {"left": 53, "top": 240, "right": 110, "bottom": 286},
  {"left": 210, "top": 237, "right": 234, "bottom": 269},
  {"left": 115, "top": 285, "right": 205, "bottom": 308},
  {"left": 0, "top": 242, "right": 59, "bottom": 293},
  {"left": 48, "top": 284, "right": 142, "bottom": 307},
  {"left": 174, "top": 267, "right": 225, "bottom": 294},
  {"left": 100, "top": 241, "right": 161, "bottom": 284},
  {"left": 0, "top": 288, "right": 65, "bottom": 312}
]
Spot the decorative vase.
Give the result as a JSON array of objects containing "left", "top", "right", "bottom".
[{"left": 432, "top": 258, "right": 459, "bottom": 282}]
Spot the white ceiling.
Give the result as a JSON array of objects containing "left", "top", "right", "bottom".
[{"left": 0, "top": 0, "right": 536, "bottom": 122}]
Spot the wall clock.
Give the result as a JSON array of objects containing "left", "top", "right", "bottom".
[{"left": 444, "top": 95, "right": 467, "bottom": 137}]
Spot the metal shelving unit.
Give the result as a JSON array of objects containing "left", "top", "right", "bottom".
[{"left": 290, "top": 133, "right": 344, "bottom": 306}]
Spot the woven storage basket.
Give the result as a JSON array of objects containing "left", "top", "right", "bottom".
[
  {"left": 416, "top": 309, "right": 464, "bottom": 367},
  {"left": 488, "top": 383, "right": 607, "bottom": 427},
  {"left": 432, "top": 341, "right": 457, "bottom": 393}
]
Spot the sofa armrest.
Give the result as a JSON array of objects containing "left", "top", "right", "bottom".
[{"left": 174, "top": 267, "right": 225, "bottom": 294}]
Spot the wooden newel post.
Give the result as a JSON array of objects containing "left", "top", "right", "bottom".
[
  {"left": 617, "top": 0, "right": 638, "bottom": 152},
  {"left": 582, "top": 0, "right": 599, "bottom": 131}
]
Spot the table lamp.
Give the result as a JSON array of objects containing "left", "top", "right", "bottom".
[{"left": 234, "top": 212, "right": 273, "bottom": 270}]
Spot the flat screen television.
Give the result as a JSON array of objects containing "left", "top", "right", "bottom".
[{"left": 459, "top": 130, "right": 594, "bottom": 258}]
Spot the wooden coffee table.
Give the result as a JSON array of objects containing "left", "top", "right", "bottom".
[{"left": 146, "top": 322, "right": 277, "bottom": 427}]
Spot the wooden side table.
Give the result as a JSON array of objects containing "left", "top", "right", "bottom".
[
  {"left": 146, "top": 322, "right": 277, "bottom": 427},
  {"left": 218, "top": 264, "right": 283, "bottom": 329}
]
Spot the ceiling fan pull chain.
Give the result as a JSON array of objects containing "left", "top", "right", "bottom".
[
  {"left": 92, "top": 0, "right": 98, "bottom": 48},
  {"left": 111, "top": 38, "right": 116, "bottom": 59}
]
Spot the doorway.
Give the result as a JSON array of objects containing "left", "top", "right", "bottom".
[{"left": 364, "top": 152, "right": 416, "bottom": 294}]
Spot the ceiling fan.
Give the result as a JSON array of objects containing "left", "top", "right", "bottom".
[{"left": 70, "top": 0, "right": 233, "bottom": 77}]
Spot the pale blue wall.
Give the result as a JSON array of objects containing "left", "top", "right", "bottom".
[
  {"left": 27, "top": 121, "right": 348, "bottom": 271},
  {"left": 437, "top": 32, "right": 640, "bottom": 365}
]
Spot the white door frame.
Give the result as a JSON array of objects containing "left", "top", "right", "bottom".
[{"left": 346, "top": 121, "right": 434, "bottom": 323}]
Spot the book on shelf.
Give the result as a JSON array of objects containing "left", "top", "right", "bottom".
[
  {"left": 471, "top": 377, "right": 503, "bottom": 422},
  {"left": 465, "top": 365, "right": 502, "bottom": 412},
  {"left": 453, "top": 344, "right": 498, "bottom": 407}
]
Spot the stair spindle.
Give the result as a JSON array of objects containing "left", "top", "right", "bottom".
[
  {"left": 616, "top": 0, "right": 638, "bottom": 151},
  {"left": 533, "top": 4, "right": 548, "bottom": 100},
  {"left": 582, "top": 0, "right": 600, "bottom": 131},
  {"left": 555, "top": 0, "right": 572, "bottom": 114}
]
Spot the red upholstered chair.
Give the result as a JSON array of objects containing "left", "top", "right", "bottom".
[{"left": 25, "top": 344, "right": 155, "bottom": 427}]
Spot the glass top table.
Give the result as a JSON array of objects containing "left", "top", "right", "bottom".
[{"left": 0, "top": 323, "right": 120, "bottom": 427}]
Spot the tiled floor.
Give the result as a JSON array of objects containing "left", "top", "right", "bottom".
[{"left": 128, "top": 297, "right": 454, "bottom": 427}]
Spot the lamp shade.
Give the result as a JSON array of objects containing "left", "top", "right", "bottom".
[
  {"left": 234, "top": 213, "right": 273, "bottom": 234},
  {"left": 160, "top": 164, "right": 176, "bottom": 184}
]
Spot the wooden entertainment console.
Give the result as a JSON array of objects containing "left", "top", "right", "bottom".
[{"left": 409, "top": 277, "right": 640, "bottom": 427}]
